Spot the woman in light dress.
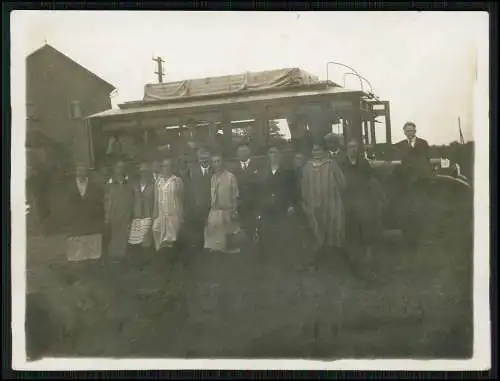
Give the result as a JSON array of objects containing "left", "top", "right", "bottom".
[
  {"left": 152, "top": 158, "right": 184, "bottom": 251},
  {"left": 204, "top": 152, "right": 240, "bottom": 253}
]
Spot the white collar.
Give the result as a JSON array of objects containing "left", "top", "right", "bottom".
[
  {"left": 241, "top": 159, "right": 250, "bottom": 167},
  {"left": 76, "top": 178, "right": 88, "bottom": 196}
]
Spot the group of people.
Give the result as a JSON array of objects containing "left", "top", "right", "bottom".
[{"left": 47, "top": 121, "right": 430, "bottom": 266}]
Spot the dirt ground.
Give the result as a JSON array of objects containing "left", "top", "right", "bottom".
[{"left": 26, "top": 210, "right": 473, "bottom": 360}]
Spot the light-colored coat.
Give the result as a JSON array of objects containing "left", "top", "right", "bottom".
[
  {"left": 301, "top": 157, "right": 346, "bottom": 249},
  {"left": 204, "top": 169, "right": 240, "bottom": 252}
]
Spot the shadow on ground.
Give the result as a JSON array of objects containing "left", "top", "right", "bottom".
[{"left": 25, "top": 212, "right": 473, "bottom": 361}]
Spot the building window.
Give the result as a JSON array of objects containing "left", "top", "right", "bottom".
[{"left": 68, "top": 100, "right": 83, "bottom": 119}]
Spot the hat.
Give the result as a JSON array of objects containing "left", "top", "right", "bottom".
[{"left": 324, "top": 132, "right": 340, "bottom": 143}]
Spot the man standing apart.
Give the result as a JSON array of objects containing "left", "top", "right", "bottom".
[
  {"left": 394, "top": 122, "right": 431, "bottom": 184},
  {"left": 394, "top": 122, "right": 431, "bottom": 245}
]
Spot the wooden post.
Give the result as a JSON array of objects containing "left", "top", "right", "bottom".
[
  {"left": 153, "top": 56, "right": 166, "bottom": 83},
  {"left": 250, "top": 119, "right": 260, "bottom": 153},
  {"left": 342, "top": 119, "right": 350, "bottom": 145},
  {"left": 363, "top": 120, "right": 369, "bottom": 145},
  {"left": 370, "top": 119, "right": 377, "bottom": 145},
  {"left": 262, "top": 116, "right": 269, "bottom": 153},
  {"left": 208, "top": 121, "right": 217, "bottom": 148},
  {"left": 87, "top": 119, "right": 95, "bottom": 169},
  {"left": 350, "top": 97, "right": 363, "bottom": 146},
  {"left": 384, "top": 101, "right": 392, "bottom": 144},
  {"left": 254, "top": 111, "right": 269, "bottom": 154},
  {"left": 322, "top": 101, "right": 334, "bottom": 137},
  {"left": 221, "top": 113, "right": 232, "bottom": 156},
  {"left": 143, "top": 127, "right": 149, "bottom": 148}
]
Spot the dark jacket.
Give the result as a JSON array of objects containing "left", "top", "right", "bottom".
[
  {"left": 105, "top": 175, "right": 134, "bottom": 224},
  {"left": 394, "top": 137, "right": 431, "bottom": 182},
  {"left": 131, "top": 180, "right": 156, "bottom": 219},
  {"left": 232, "top": 159, "right": 261, "bottom": 214},
  {"left": 188, "top": 164, "right": 213, "bottom": 216},
  {"left": 339, "top": 155, "right": 385, "bottom": 245},
  {"left": 338, "top": 156, "right": 375, "bottom": 196},
  {"left": 257, "top": 165, "right": 295, "bottom": 219},
  {"left": 64, "top": 176, "right": 105, "bottom": 236}
]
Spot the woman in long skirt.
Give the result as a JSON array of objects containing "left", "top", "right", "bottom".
[
  {"left": 104, "top": 159, "right": 133, "bottom": 261},
  {"left": 152, "top": 158, "right": 184, "bottom": 251},
  {"left": 204, "top": 152, "right": 240, "bottom": 253},
  {"left": 128, "top": 161, "right": 157, "bottom": 252}
]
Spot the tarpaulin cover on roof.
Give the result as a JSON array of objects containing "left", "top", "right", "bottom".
[{"left": 143, "top": 68, "right": 320, "bottom": 101}]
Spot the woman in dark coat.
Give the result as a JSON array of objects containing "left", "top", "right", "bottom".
[
  {"left": 339, "top": 139, "right": 386, "bottom": 259},
  {"left": 104, "top": 159, "right": 133, "bottom": 261},
  {"left": 64, "top": 163, "right": 105, "bottom": 262}
]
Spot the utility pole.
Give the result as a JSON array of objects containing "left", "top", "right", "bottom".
[
  {"left": 152, "top": 56, "right": 166, "bottom": 83},
  {"left": 458, "top": 116, "right": 465, "bottom": 144}
]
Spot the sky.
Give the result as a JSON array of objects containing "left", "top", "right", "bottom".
[{"left": 16, "top": 11, "right": 487, "bottom": 144}]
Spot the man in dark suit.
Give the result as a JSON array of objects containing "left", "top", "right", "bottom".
[
  {"left": 394, "top": 121, "right": 431, "bottom": 184},
  {"left": 232, "top": 144, "right": 260, "bottom": 237},
  {"left": 394, "top": 122, "right": 431, "bottom": 246},
  {"left": 256, "top": 146, "right": 295, "bottom": 258},
  {"left": 187, "top": 147, "right": 213, "bottom": 249}
]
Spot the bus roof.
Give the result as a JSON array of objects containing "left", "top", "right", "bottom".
[
  {"left": 87, "top": 82, "right": 365, "bottom": 121},
  {"left": 142, "top": 67, "right": 322, "bottom": 101}
]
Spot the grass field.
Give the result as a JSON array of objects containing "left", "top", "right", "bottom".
[{"left": 26, "top": 210, "right": 473, "bottom": 360}]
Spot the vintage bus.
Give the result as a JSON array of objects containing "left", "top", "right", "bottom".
[{"left": 82, "top": 68, "right": 471, "bottom": 237}]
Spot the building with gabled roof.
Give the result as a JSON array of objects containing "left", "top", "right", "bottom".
[{"left": 26, "top": 44, "right": 116, "bottom": 170}]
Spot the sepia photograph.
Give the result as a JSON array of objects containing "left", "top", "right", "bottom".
[{"left": 10, "top": 10, "right": 490, "bottom": 371}]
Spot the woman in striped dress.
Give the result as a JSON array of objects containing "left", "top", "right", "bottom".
[
  {"left": 152, "top": 158, "right": 184, "bottom": 251},
  {"left": 128, "top": 161, "right": 157, "bottom": 252}
]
